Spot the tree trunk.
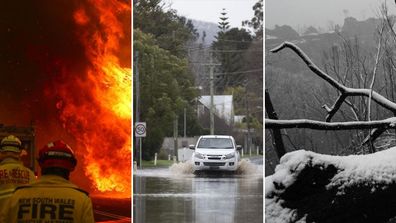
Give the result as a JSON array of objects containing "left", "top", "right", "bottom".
[{"left": 265, "top": 89, "right": 286, "bottom": 159}]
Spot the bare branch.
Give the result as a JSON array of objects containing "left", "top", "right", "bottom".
[
  {"left": 265, "top": 118, "right": 396, "bottom": 130},
  {"left": 271, "top": 42, "right": 345, "bottom": 92},
  {"left": 270, "top": 42, "right": 396, "bottom": 115},
  {"left": 323, "top": 94, "right": 347, "bottom": 122},
  {"left": 367, "top": 25, "right": 385, "bottom": 153},
  {"left": 344, "top": 99, "right": 361, "bottom": 121},
  {"left": 361, "top": 128, "right": 387, "bottom": 146},
  {"left": 280, "top": 131, "right": 298, "bottom": 150},
  {"left": 368, "top": 24, "right": 385, "bottom": 122}
]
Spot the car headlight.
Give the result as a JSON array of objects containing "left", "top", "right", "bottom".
[
  {"left": 225, "top": 152, "right": 235, "bottom": 159},
  {"left": 194, "top": 152, "right": 204, "bottom": 159}
]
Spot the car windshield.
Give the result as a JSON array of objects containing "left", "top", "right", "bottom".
[{"left": 197, "top": 138, "right": 234, "bottom": 149}]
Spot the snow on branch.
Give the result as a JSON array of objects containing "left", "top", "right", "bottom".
[
  {"left": 266, "top": 148, "right": 396, "bottom": 222},
  {"left": 270, "top": 42, "right": 396, "bottom": 119},
  {"left": 266, "top": 118, "right": 396, "bottom": 130}
]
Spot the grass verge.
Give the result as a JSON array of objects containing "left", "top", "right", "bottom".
[{"left": 141, "top": 159, "right": 174, "bottom": 168}]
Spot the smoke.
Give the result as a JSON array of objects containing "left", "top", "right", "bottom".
[{"left": 0, "top": 0, "right": 86, "bottom": 128}]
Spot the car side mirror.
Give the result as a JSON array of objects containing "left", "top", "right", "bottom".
[
  {"left": 189, "top": 144, "right": 195, "bottom": 150},
  {"left": 236, "top": 145, "right": 242, "bottom": 151}
]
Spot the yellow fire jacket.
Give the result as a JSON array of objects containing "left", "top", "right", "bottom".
[
  {"left": 0, "top": 175, "right": 95, "bottom": 223},
  {"left": 0, "top": 158, "right": 35, "bottom": 211}
]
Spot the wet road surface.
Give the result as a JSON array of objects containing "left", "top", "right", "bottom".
[
  {"left": 133, "top": 158, "right": 263, "bottom": 223},
  {"left": 92, "top": 197, "right": 131, "bottom": 223}
]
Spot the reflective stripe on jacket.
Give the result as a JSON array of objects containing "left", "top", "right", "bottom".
[{"left": 1, "top": 175, "right": 95, "bottom": 223}]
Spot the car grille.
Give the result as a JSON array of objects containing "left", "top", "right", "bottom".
[
  {"left": 203, "top": 162, "right": 225, "bottom": 166},
  {"left": 207, "top": 155, "right": 222, "bottom": 160}
]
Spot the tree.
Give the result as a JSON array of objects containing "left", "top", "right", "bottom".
[
  {"left": 242, "top": 0, "right": 264, "bottom": 148},
  {"left": 265, "top": 19, "right": 396, "bottom": 223},
  {"left": 218, "top": 8, "right": 230, "bottom": 33},
  {"left": 243, "top": 0, "right": 263, "bottom": 37},
  {"left": 266, "top": 25, "right": 300, "bottom": 40},
  {"left": 133, "top": 30, "right": 202, "bottom": 160},
  {"left": 135, "top": 30, "right": 199, "bottom": 159},
  {"left": 133, "top": 0, "right": 204, "bottom": 160},
  {"left": 266, "top": 3, "right": 396, "bottom": 221},
  {"left": 133, "top": 0, "right": 198, "bottom": 58},
  {"left": 266, "top": 3, "right": 396, "bottom": 156},
  {"left": 266, "top": 42, "right": 396, "bottom": 154},
  {"left": 212, "top": 28, "right": 253, "bottom": 92},
  {"left": 303, "top": 26, "right": 319, "bottom": 35}
]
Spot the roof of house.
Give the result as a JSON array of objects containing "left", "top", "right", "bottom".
[{"left": 199, "top": 95, "right": 233, "bottom": 122}]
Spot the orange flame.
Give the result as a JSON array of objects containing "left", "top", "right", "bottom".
[{"left": 57, "top": 0, "right": 131, "bottom": 197}]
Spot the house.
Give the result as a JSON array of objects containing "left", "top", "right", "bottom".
[{"left": 198, "top": 95, "right": 234, "bottom": 125}]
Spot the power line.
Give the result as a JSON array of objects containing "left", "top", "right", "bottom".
[
  {"left": 193, "top": 69, "right": 263, "bottom": 83},
  {"left": 212, "top": 49, "right": 262, "bottom": 53},
  {"left": 196, "top": 38, "right": 253, "bottom": 44},
  {"left": 214, "top": 68, "right": 263, "bottom": 76},
  {"left": 187, "top": 45, "right": 212, "bottom": 51},
  {"left": 214, "top": 38, "right": 253, "bottom": 43},
  {"left": 188, "top": 48, "right": 262, "bottom": 53}
]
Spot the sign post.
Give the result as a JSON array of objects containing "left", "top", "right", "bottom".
[{"left": 135, "top": 122, "right": 146, "bottom": 169}]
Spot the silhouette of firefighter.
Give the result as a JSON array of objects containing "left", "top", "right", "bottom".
[
  {"left": 1, "top": 140, "right": 95, "bottom": 223},
  {"left": 0, "top": 135, "right": 35, "bottom": 210}
]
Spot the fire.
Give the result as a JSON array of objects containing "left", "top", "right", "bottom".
[
  {"left": 56, "top": 0, "right": 131, "bottom": 197},
  {"left": 73, "top": 8, "right": 89, "bottom": 26}
]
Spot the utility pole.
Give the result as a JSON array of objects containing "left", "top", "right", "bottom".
[
  {"left": 184, "top": 108, "right": 186, "bottom": 138},
  {"left": 134, "top": 51, "right": 141, "bottom": 168},
  {"left": 173, "top": 115, "right": 178, "bottom": 161},
  {"left": 201, "top": 51, "right": 220, "bottom": 135},
  {"left": 210, "top": 53, "right": 215, "bottom": 135}
]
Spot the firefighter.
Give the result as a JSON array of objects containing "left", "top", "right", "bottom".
[
  {"left": 1, "top": 140, "right": 95, "bottom": 223},
  {"left": 0, "top": 135, "right": 35, "bottom": 209}
]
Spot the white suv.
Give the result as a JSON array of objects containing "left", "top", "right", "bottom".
[{"left": 189, "top": 135, "right": 242, "bottom": 173}]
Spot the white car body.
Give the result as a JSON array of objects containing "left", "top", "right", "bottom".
[{"left": 190, "top": 135, "right": 241, "bottom": 173}]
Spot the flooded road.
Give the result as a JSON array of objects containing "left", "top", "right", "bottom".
[
  {"left": 133, "top": 158, "right": 263, "bottom": 223},
  {"left": 92, "top": 197, "right": 131, "bottom": 222}
]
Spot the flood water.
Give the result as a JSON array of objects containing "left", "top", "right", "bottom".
[{"left": 133, "top": 158, "right": 263, "bottom": 223}]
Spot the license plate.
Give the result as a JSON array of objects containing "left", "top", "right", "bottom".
[{"left": 209, "top": 166, "right": 219, "bottom": 170}]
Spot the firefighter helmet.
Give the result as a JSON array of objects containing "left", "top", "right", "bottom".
[
  {"left": 38, "top": 140, "right": 77, "bottom": 171},
  {"left": 0, "top": 135, "right": 22, "bottom": 153}
]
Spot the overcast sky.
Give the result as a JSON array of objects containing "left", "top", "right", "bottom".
[
  {"left": 266, "top": 0, "right": 396, "bottom": 31},
  {"left": 162, "top": 0, "right": 258, "bottom": 28}
]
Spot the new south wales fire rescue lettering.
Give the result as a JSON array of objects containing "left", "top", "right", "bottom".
[
  {"left": 17, "top": 197, "right": 75, "bottom": 223},
  {"left": 0, "top": 168, "right": 30, "bottom": 184}
]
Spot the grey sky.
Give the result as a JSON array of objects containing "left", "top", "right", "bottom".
[
  {"left": 266, "top": 0, "right": 396, "bottom": 31},
  {"left": 163, "top": 0, "right": 258, "bottom": 28}
]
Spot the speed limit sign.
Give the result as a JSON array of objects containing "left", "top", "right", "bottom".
[{"left": 135, "top": 122, "right": 146, "bottom": 137}]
